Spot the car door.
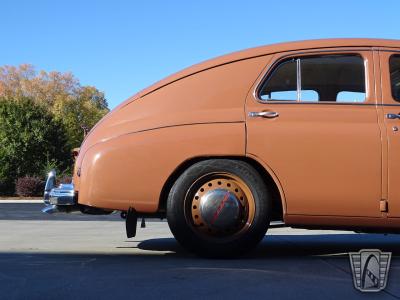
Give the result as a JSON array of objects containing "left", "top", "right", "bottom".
[
  {"left": 245, "top": 49, "right": 382, "bottom": 217},
  {"left": 378, "top": 50, "right": 400, "bottom": 218}
]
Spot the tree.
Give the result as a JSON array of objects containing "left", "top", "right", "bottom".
[
  {"left": 53, "top": 86, "right": 109, "bottom": 148},
  {"left": 0, "top": 97, "right": 71, "bottom": 194},
  {"left": 0, "top": 64, "right": 78, "bottom": 105},
  {"left": 0, "top": 64, "right": 109, "bottom": 148}
]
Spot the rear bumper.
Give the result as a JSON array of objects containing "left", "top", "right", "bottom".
[{"left": 42, "top": 170, "right": 79, "bottom": 214}]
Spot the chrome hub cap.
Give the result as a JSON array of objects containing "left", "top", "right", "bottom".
[
  {"left": 199, "top": 189, "right": 242, "bottom": 230},
  {"left": 188, "top": 174, "right": 256, "bottom": 238}
]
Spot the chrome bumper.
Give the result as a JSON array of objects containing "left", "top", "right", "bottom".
[{"left": 42, "top": 170, "right": 79, "bottom": 214}]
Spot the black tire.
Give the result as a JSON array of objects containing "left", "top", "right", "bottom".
[{"left": 167, "top": 159, "right": 271, "bottom": 257}]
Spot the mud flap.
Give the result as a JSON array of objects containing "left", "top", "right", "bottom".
[{"left": 126, "top": 207, "right": 138, "bottom": 238}]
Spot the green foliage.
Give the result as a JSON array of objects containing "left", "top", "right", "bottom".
[
  {"left": 0, "top": 97, "right": 71, "bottom": 194},
  {"left": 0, "top": 64, "right": 109, "bottom": 195},
  {"left": 0, "top": 64, "right": 109, "bottom": 149},
  {"left": 53, "top": 86, "right": 109, "bottom": 148}
]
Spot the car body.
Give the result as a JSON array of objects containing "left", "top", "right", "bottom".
[{"left": 44, "top": 38, "right": 400, "bottom": 256}]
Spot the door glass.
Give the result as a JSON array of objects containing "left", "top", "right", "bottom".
[
  {"left": 267, "top": 90, "right": 297, "bottom": 100},
  {"left": 259, "top": 54, "right": 366, "bottom": 103},
  {"left": 267, "top": 90, "right": 318, "bottom": 101},
  {"left": 336, "top": 91, "right": 365, "bottom": 103},
  {"left": 389, "top": 55, "right": 400, "bottom": 101},
  {"left": 259, "top": 59, "right": 297, "bottom": 101},
  {"left": 301, "top": 90, "right": 319, "bottom": 102},
  {"left": 301, "top": 55, "right": 365, "bottom": 102}
]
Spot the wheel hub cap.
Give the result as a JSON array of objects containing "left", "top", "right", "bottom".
[
  {"left": 190, "top": 176, "right": 254, "bottom": 237},
  {"left": 199, "top": 189, "right": 242, "bottom": 230}
]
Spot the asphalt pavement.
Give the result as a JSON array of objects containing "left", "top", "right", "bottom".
[
  {"left": 0, "top": 203, "right": 122, "bottom": 221},
  {"left": 0, "top": 202, "right": 400, "bottom": 300}
]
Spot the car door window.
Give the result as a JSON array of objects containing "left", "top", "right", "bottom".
[
  {"left": 259, "top": 54, "right": 366, "bottom": 103},
  {"left": 259, "top": 59, "right": 298, "bottom": 101},
  {"left": 389, "top": 55, "right": 400, "bottom": 101},
  {"left": 336, "top": 91, "right": 365, "bottom": 103}
]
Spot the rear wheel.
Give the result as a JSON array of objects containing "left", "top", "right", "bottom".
[{"left": 167, "top": 159, "right": 271, "bottom": 257}]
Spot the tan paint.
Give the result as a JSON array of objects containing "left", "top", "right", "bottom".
[
  {"left": 245, "top": 152, "right": 288, "bottom": 214},
  {"left": 373, "top": 49, "right": 388, "bottom": 206},
  {"left": 73, "top": 39, "right": 400, "bottom": 230},
  {"left": 246, "top": 49, "right": 383, "bottom": 217},
  {"left": 78, "top": 123, "right": 245, "bottom": 211},
  {"left": 75, "top": 55, "right": 270, "bottom": 212},
  {"left": 285, "top": 214, "right": 400, "bottom": 230},
  {"left": 74, "top": 55, "right": 270, "bottom": 192},
  {"left": 378, "top": 50, "right": 400, "bottom": 218}
]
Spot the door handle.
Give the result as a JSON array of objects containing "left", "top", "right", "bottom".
[
  {"left": 387, "top": 113, "right": 400, "bottom": 119},
  {"left": 248, "top": 111, "right": 279, "bottom": 119}
]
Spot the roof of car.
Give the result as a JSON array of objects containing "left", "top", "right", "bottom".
[{"left": 127, "top": 38, "right": 400, "bottom": 103}]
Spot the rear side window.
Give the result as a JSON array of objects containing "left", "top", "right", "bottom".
[
  {"left": 390, "top": 55, "right": 400, "bottom": 101},
  {"left": 259, "top": 54, "right": 366, "bottom": 103},
  {"left": 261, "top": 59, "right": 298, "bottom": 101}
]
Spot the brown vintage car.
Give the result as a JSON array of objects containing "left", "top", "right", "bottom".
[{"left": 43, "top": 38, "right": 400, "bottom": 256}]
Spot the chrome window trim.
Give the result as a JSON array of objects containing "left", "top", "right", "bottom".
[
  {"left": 254, "top": 49, "right": 371, "bottom": 105},
  {"left": 249, "top": 101, "right": 400, "bottom": 107},
  {"left": 376, "top": 49, "right": 400, "bottom": 53},
  {"left": 296, "top": 58, "right": 301, "bottom": 102},
  {"left": 251, "top": 101, "right": 373, "bottom": 106}
]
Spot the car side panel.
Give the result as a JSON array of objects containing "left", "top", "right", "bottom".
[
  {"left": 246, "top": 49, "right": 383, "bottom": 218},
  {"left": 78, "top": 123, "right": 245, "bottom": 212},
  {"left": 73, "top": 56, "right": 271, "bottom": 192},
  {"left": 75, "top": 56, "right": 271, "bottom": 158}
]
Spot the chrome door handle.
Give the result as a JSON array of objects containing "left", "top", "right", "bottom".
[
  {"left": 387, "top": 113, "right": 400, "bottom": 119},
  {"left": 248, "top": 111, "right": 279, "bottom": 119}
]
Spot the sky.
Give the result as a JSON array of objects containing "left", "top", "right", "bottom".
[{"left": 1, "top": 0, "right": 399, "bottom": 109}]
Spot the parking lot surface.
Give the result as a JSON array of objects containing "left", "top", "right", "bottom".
[{"left": 0, "top": 203, "right": 399, "bottom": 299}]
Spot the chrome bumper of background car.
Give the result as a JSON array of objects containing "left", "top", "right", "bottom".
[{"left": 42, "top": 170, "right": 79, "bottom": 214}]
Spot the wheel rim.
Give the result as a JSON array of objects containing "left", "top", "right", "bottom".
[{"left": 185, "top": 172, "right": 256, "bottom": 240}]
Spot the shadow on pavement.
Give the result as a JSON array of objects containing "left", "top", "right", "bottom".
[
  {"left": 137, "top": 234, "right": 400, "bottom": 258},
  {"left": 1, "top": 234, "right": 400, "bottom": 299}
]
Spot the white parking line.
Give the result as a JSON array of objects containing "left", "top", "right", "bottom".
[{"left": 0, "top": 200, "right": 43, "bottom": 203}]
